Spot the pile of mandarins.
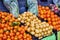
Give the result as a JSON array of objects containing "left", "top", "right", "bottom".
[
  {"left": 38, "top": 5, "right": 60, "bottom": 31},
  {"left": 0, "top": 11, "right": 32, "bottom": 40}
]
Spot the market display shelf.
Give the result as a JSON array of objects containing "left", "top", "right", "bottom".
[{"left": 0, "top": 0, "right": 60, "bottom": 40}]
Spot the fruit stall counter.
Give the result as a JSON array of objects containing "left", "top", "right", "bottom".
[
  {"left": 0, "top": 11, "right": 57, "bottom": 40},
  {"left": 0, "top": 0, "right": 60, "bottom": 40}
]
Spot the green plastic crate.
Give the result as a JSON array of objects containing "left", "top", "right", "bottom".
[
  {"left": 42, "top": 34, "right": 56, "bottom": 40},
  {"left": 57, "top": 31, "right": 60, "bottom": 40}
]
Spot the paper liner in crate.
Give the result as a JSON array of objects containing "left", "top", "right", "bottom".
[
  {"left": 3, "top": 0, "right": 19, "bottom": 18},
  {"left": 27, "top": 0, "right": 38, "bottom": 16},
  {"left": 53, "top": 0, "right": 60, "bottom": 10}
]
